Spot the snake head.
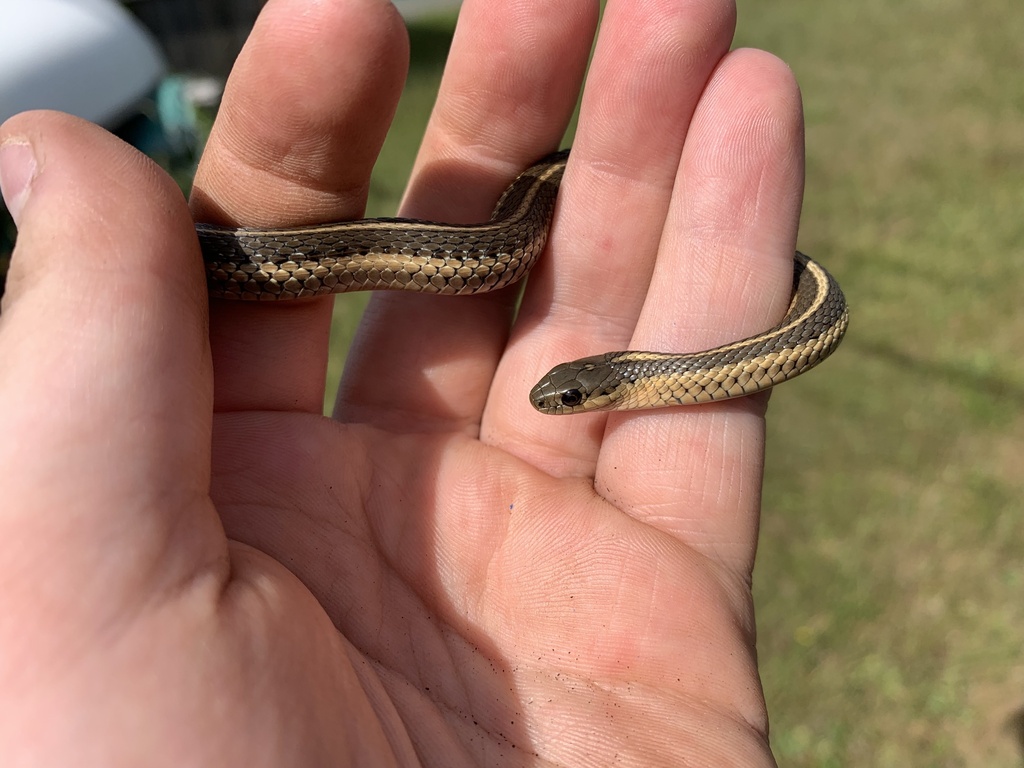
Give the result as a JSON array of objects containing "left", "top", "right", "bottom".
[{"left": 529, "top": 355, "right": 621, "bottom": 415}]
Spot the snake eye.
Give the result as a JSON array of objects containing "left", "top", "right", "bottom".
[{"left": 559, "top": 389, "right": 584, "bottom": 408}]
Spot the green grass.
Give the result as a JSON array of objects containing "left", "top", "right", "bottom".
[
  {"left": 347, "top": 3, "right": 1024, "bottom": 764},
  {"left": 733, "top": 1, "right": 1024, "bottom": 764}
]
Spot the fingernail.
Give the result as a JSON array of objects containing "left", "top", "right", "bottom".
[{"left": 0, "top": 140, "right": 39, "bottom": 225}]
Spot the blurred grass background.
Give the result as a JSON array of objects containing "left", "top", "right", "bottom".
[
  {"left": 739, "top": 1, "right": 1023, "bottom": 765},
  {"left": 343, "top": 1, "right": 1024, "bottom": 764}
]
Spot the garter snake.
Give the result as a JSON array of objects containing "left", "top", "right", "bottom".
[{"left": 196, "top": 150, "right": 849, "bottom": 414}]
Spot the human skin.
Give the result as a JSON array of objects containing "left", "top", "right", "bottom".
[{"left": 0, "top": 0, "right": 804, "bottom": 764}]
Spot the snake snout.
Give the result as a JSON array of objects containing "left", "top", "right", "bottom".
[
  {"left": 529, "top": 373, "right": 582, "bottom": 415},
  {"left": 529, "top": 356, "right": 617, "bottom": 415}
]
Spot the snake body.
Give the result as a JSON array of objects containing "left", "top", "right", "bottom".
[
  {"left": 196, "top": 150, "right": 848, "bottom": 414},
  {"left": 197, "top": 151, "right": 567, "bottom": 300},
  {"left": 529, "top": 252, "right": 848, "bottom": 413}
]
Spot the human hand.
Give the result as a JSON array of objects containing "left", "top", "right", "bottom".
[{"left": 0, "top": 0, "right": 803, "bottom": 764}]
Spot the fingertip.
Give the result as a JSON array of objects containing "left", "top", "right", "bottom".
[
  {"left": 192, "top": 0, "right": 410, "bottom": 227},
  {"left": 693, "top": 48, "right": 804, "bottom": 184},
  {"left": 677, "top": 48, "right": 805, "bottom": 319}
]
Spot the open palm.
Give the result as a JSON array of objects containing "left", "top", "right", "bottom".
[{"left": 1, "top": 0, "right": 805, "bottom": 765}]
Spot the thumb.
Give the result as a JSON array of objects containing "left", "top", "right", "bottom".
[{"left": 0, "top": 111, "right": 218, "bottom": 630}]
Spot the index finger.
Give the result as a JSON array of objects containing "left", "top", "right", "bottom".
[{"left": 190, "top": 0, "right": 409, "bottom": 415}]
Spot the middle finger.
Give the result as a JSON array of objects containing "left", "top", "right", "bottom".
[{"left": 333, "top": 0, "right": 599, "bottom": 432}]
